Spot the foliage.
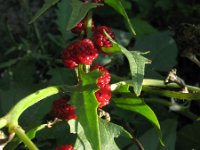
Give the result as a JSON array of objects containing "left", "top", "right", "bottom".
[{"left": 0, "top": 0, "right": 200, "bottom": 150}]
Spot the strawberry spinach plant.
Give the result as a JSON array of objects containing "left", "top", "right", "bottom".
[{"left": 0, "top": 0, "right": 200, "bottom": 150}]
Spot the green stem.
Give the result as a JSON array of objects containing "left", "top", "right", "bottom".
[
  {"left": 14, "top": 126, "right": 38, "bottom": 150},
  {"left": 0, "top": 85, "right": 77, "bottom": 149},
  {"left": 144, "top": 98, "right": 199, "bottom": 120},
  {"left": 142, "top": 79, "right": 200, "bottom": 92},
  {"left": 0, "top": 117, "right": 8, "bottom": 129},
  {"left": 111, "top": 79, "right": 200, "bottom": 100},
  {"left": 8, "top": 86, "right": 59, "bottom": 126},
  {"left": 78, "top": 64, "right": 84, "bottom": 80},
  {"left": 179, "top": 110, "right": 199, "bottom": 120},
  {"left": 6, "top": 85, "right": 75, "bottom": 128},
  {"left": 142, "top": 86, "right": 200, "bottom": 100}
]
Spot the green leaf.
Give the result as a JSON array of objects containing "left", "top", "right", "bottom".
[
  {"left": 69, "top": 119, "right": 132, "bottom": 150},
  {"left": 104, "top": 0, "right": 136, "bottom": 36},
  {"left": 56, "top": 0, "right": 74, "bottom": 40},
  {"left": 176, "top": 122, "right": 200, "bottom": 150},
  {"left": 99, "top": 119, "right": 132, "bottom": 150},
  {"left": 69, "top": 120, "right": 93, "bottom": 149},
  {"left": 134, "top": 31, "right": 178, "bottom": 79},
  {"left": 47, "top": 68, "right": 77, "bottom": 85},
  {"left": 132, "top": 119, "right": 177, "bottom": 150},
  {"left": 29, "top": 0, "right": 60, "bottom": 24},
  {"left": 112, "top": 84, "right": 164, "bottom": 146},
  {"left": 70, "top": 71, "right": 101, "bottom": 150},
  {"left": 112, "top": 28, "right": 132, "bottom": 47},
  {"left": 103, "top": 38, "right": 150, "bottom": 96},
  {"left": 66, "top": 0, "right": 101, "bottom": 30},
  {"left": 123, "top": 50, "right": 150, "bottom": 96},
  {"left": 131, "top": 17, "right": 159, "bottom": 37}
]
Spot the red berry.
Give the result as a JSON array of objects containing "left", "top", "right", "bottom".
[
  {"left": 62, "top": 43, "right": 79, "bottom": 69},
  {"left": 90, "top": 64, "right": 111, "bottom": 88},
  {"left": 93, "top": 26, "right": 114, "bottom": 51},
  {"left": 55, "top": 145, "right": 74, "bottom": 150},
  {"left": 76, "top": 39, "right": 98, "bottom": 65},
  {"left": 51, "top": 96, "right": 77, "bottom": 121},
  {"left": 71, "top": 18, "right": 86, "bottom": 35},
  {"left": 95, "top": 84, "right": 111, "bottom": 108},
  {"left": 71, "top": 17, "right": 95, "bottom": 35},
  {"left": 62, "top": 39, "right": 98, "bottom": 68}
]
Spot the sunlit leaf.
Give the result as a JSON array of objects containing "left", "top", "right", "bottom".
[
  {"left": 112, "top": 84, "right": 164, "bottom": 146},
  {"left": 69, "top": 119, "right": 132, "bottom": 150},
  {"left": 105, "top": 0, "right": 136, "bottom": 36},
  {"left": 103, "top": 37, "right": 150, "bottom": 96},
  {"left": 70, "top": 71, "right": 101, "bottom": 150},
  {"left": 99, "top": 119, "right": 132, "bottom": 150}
]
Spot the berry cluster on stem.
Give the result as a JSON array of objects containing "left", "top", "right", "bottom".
[
  {"left": 61, "top": 0, "right": 115, "bottom": 119},
  {"left": 51, "top": 96, "right": 77, "bottom": 121},
  {"left": 62, "top": 0, "right": 115, "bottom": 108}
]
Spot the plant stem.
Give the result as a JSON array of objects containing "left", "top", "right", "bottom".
[
  {"left": 142, "top": 86, "right": 200, "bottom": 100},
  {"left": 8, "top": 86, "right": 59, "bottom": 125},
  {"left": 14, "top": 126, "right": 38, "bottom": 150},
  {"left": 143, "top": 79, "right": 200, "bottom": 92},
  {"left": 144, "top": 98, "right": 199, "bottom": 120},
  {"left": 111, "top": 79, "right": 200, "bottom": 100},
  {"left": 179, "top": 109, "right": 199, "bottom": 120},
  {"left": 124, "top": 122, "right": 144, "bottom": 150},
  {"left": 6, "top": 85, "right": 75, "bottom": 128},
  {"left": 0, "top": 117, "right": 8, "bottom": 129}
]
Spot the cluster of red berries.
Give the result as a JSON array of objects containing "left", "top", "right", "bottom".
[
  {"left": 62, "top": 39, "right": 98, "bottom": 69},
  {"left": 63, "top": 25, "right": 114, "bottom": 67},
  {"left": 51, "top": 96, "right": 77, "bottom": 121},
  {"left": 93, "top": 26, "right": 114, "bottom": 49},
  {"left": 90, "top": 65, "right": 111, "bottom": 108},
  {"left": 69, "top": 23, "right": 114, "bottom": 55},
  {"left": 55, "top": 144, "right": 74, "bottom": 150},
  {"left": 62, "top": 0, "right": 114, "bottom": 109}
]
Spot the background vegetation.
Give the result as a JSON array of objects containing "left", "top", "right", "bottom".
[{"left": 0, "top": 0, "right": 200, "bottom": 149}]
